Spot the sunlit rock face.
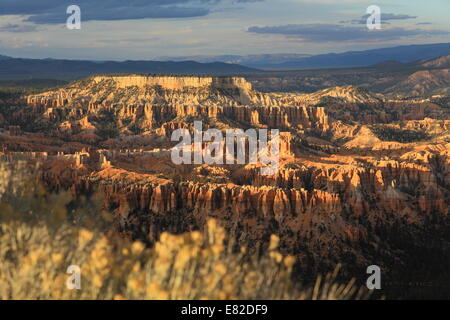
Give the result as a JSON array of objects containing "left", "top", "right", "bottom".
[
  {"left": 1, "top": 74, "right": 449, "bottom": 282},
  {"left": 91, "top": 75, "right": 253, "bottom": 90},
  {"left": 25, "top": 75, "right": 332, "bottom": 136}
]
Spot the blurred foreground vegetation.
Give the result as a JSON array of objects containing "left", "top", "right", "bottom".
[{"left": 0, "top": 162, "right": 370, "bottom": 300}]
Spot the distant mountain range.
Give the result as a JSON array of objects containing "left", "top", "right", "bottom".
[
  {"left": 1, "top": 43, "right": 450, "bottom": 81},
  {"left": 371, "top": 54, "right": 450, "bottom": 69},
  {"left": 156, "top": 54, "right": 312, "bottom": 68},
  {"left": 247, "top": 54, "right": 450, "bottom": 97},
  {"left": 162, "top": 43, "right": 450, "bottom": 69},
  {"left": 0, "top": 58, "right": 258, "bottom": 80}
]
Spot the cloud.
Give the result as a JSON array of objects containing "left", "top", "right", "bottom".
[
  {"left": 0, "top": 0, "right": 261, "bottom": 24},
  {"left": 341, "top": 13, "right": 417, "bottom": 25},
  {"left": 0, "top": 23, "right": 37, "bottom": 32},
  {"left": 247, "top": 24, "right": 450, "bottom": 42},
  {"left": 364, "top": 13, "right": 417, "bottom": 21}
]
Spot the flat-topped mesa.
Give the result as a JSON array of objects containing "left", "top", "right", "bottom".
[
  {"left": 100, "top": 75, "right": 253, "bottom": 105},
  {"left": 91, "top": 75, "right": 253, "bottom": 91}
]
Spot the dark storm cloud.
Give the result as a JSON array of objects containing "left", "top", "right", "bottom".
[
  {"left": 247, "top": 24, "right": 449, "bottom": 42},
  {"left": 0, "top": 0, "right": 260, "bottom": 23}
]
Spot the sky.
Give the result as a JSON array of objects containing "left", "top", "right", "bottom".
[{"left": 0, "top": 0, "right": 449, "bottom": 60}]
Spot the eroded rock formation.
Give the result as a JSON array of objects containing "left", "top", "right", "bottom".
[{"left": 1, "top": 74, "right": 449, "bottom": 285}]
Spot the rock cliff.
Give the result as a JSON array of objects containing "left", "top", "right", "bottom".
[{"left": 1, "top": 74, "right": 449, "bottom": 283}]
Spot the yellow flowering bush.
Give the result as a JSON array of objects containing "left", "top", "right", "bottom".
[{"left": 0, "top": 161, "right": 370, "bottom": 300}]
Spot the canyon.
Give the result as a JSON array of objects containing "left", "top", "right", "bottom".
[{"left": 1, "top": 74, "right": 449, "bottom": 296}]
